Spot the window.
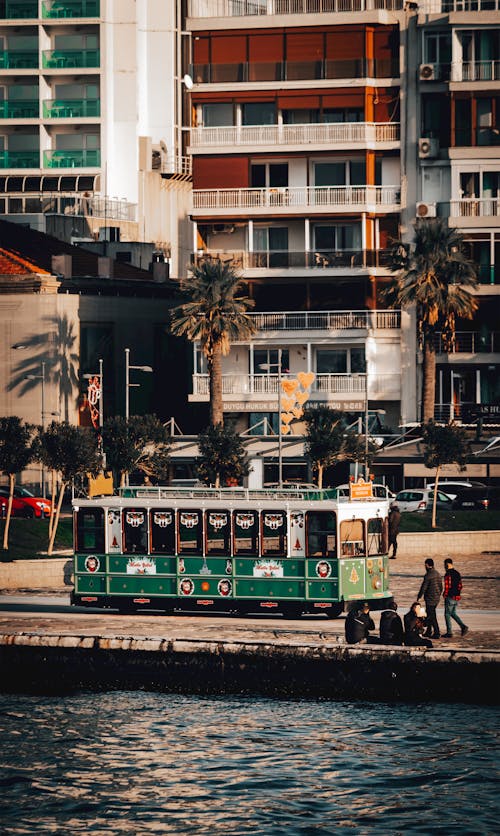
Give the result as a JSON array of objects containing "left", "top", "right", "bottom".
[
  {"left": 253, "top": 226, "right": 289, "bottom": 267},
  {"left": 314, "top": 161, "right": 366, "bottom": 187},
  {"left": 316, "top": 348, "right": 365, "bottom": 374},
  {"left": 150, "top": 509, "right": 175, "bottom": 554},
  {"left": 340, "top": 518, "right": 365, "bottom": 556},
  {"left": 177, "top": 509, "right": 202, "bottom": 554},
  {"left": 123, "top": 509, "right": 148, "bottom": 554},
  {"left": 206, "top": 510, "right": 231, "bottom": 555},
  {"left": 76, "top": 508, "right": 104, "bottom": 553},
  {"left": 282, "top": 108, "right": 319, "bottom": 124},
  {"left": 251, "top": 162, "right": 288, "bottom": 188},
  {"left": 313, "top": 224, "right": 361, "bottom": 251},
  {"left": 323, "top": 108, "right": 363, "bottom": 123},
  {"left": 202, "top": 103, "right": 233, "bottom": 126},
  {"left": 367, "top": 518, "right": 386, "bottom": 555},
  {"left": 261, "top": 510, "right": 286, "bottom": 556},
  {"left": 248, "top": 412, "right": 279, "bottom": 435},
  {"left": 254, "top": 349, "right": 289, "bottom": 374},
  {"left": 242, "top": 102, "right": 276, "bottom": 125},
  {"left": 424, "top": 32, "right": 452, "bottom": 64},
  {"left": 306, "top": 511, "right": 336, "bottom": 558},
  {"left": 233, "top": 510, "right": 259, "bottom": 555}
]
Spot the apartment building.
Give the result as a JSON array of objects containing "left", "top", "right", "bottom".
[
  {"left": 184, "top": 0, "right": 415, "bottom": 461},
  {"left": 416, "top": 0, "right": 500, "bottom": 424},
  {"left": 0, "top": 0, "right": 192, "bottom": 277}
]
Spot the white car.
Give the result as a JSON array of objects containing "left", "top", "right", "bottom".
[
  {"left": 425, "top": 481, "right": 486, "bottom": 500},
  {"left": 394, "top": 488, "right": 454, "bottom": 513}
]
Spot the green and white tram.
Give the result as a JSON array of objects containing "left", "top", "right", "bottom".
[{"left": 71, "top": 484, "right": 393, "bottom": 617}]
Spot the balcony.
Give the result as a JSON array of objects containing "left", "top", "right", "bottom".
[
  {"left": 191, "top": 58, "right": 399, "bottom": 85},
  {"left": 193, "top": 249, "right": 394, "bottom": 271},
  {"left": 248, "top": 309, "right": 400, "bottom": 331},
  {"left": 2, "top": 191, "right": 137, "bottom": 221},
  {"left": 188, "top": 0, "right": 404, "bottom": 17},
  {"left": 0, "top": 99, "right": 38, "bottom": 118},
  {"left": 41, "top": 0, "right": 100, "bottom": 17},
  {"left": 0, "top": 1, "right": 38, "bottom": 18},
  {"left": 192, "top": 185, "right": 400, "bottom": 216},
  {"left": 425, "top": 61, "right": 500, "bottom": 82},
  {"left": 192, "top": 372, "right": 401, "bottom": 400},
  {"left": 419, "top": 0, "right": 500, "bottom": 11},
  {"left": 0, "top": 51, "right": 38, "bottom": 70},
  {"left": 43, "top": 98, "right": 100, "bottom": 118},
  {"left": 0, "top": 149, "right": 39, "bottom": 168},
  {"left": 189, "top": 122, "right": 400, "bottom": 153},
  {"left": 435, "top": 330, "right": 500, "bottom": 353},
  {"left": 478, "top": 264, "right": 500, "bottom": 285},
  {"left": 43, "top": 148, "right": 100, "bottom": 168},
  {"left": 449, "top": 199, "right": 500, "bottom": 222},
  {"left": 42, "top": 49, "right": 100, "bottom": 70}
]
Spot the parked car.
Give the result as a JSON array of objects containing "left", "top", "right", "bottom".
[
  {"left": 426, "top": 481, "right": 490, "bottom": 510},
  {"left": 335, "top": 483, "right": 396, "bottom": 500},
  {"left": 394, "top": 488, "right": 454, "bottom": 513},
  {"left": 0, "top": 486, "right": 52, "bottom": 518}
]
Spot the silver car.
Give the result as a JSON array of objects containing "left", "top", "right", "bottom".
[{"left": 395, "top": 488, "right": 454, "bottom": 513}]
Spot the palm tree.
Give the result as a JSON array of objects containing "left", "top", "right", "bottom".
[
  {"left": 170, "top": 259, "right": 256, "bottom": 426},
  {"left": 386, "top": 218, "right": 478, "bottom": 422}
]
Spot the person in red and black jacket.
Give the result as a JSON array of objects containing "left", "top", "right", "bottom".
[{"left": 442, "top": 557, "right": 469, "bottom": 639}]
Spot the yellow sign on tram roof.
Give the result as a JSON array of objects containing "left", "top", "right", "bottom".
[{"left": 349, "top": 479, "right": 373, "bottom": 500}]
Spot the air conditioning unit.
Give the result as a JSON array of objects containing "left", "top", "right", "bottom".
[
  {"left": 418, "top": 137, "right": 440, "bottom": 158},
  {"left": 419, "top": 63, "right": 439, "bottom": 81},
  {"left": 416, "top": 201, "right": 437, "bottom": 218}
]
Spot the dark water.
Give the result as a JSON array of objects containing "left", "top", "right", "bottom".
[{"left": 0, "top": 694, "right": 498, "bottom": 836}]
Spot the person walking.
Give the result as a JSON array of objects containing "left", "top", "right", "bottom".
[
  {"left": 404, "top": 602, "right": 433, "bottom": 648},
  {"left": 345, "top": 602, "right": 376, "bottom": 644},
  {"left": 417, "top": 558, "right": 443, "bottom": 639},
  {"left": 442, "top": 557, "right": 469, "bottom": 639},
  {"left": 388, "top": 502, "right": 401, "bottom": 559},
  {"left": 379, "top": 601, "right": 404, "bottom": 645}
]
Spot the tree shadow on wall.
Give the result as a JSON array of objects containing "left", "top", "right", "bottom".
[{"left": 9, "top": 314, "right": 80, "bottom": 423}]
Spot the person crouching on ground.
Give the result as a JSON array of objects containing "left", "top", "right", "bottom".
[
  {"left": 442, "top": 557, "right": 469, "bottom": 639},
  {"left": 417, "top": 557, "right": 443, "bottom": 639},
  {"left": 379, "top": 600, "right": 404, "bottom": 645},
  {"left": 404, "top": 602, "right": 433, "bottom": 648},
  {"left": 345, "top": 601, "right": 376, "bottom": 644}
]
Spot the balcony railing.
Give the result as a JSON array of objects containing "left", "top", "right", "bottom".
[
  {"left": 449, "top": 199, "right": 500, "bottom": 218},
  {"left": 193, "top": 372, "right": 400, "bottom": 398},
  {"left": 190, "top": 122, "right": 400, "bottom": 150},
  {"left": 0, "top": 100, "right": 38, "bottom": 118},
  {"left": 477, "top": 264, "right": 500, "bottom": 285},
  {"left": 42, "top": 0, "right": 100, "bottom": 17},
  {"left": 42, "top": 49, "right": 100, "bottom": 69},
  {"left": 420, "top": 0, "right": 500, "bottom": 9},
  {"left": 188, "top": 0, "right": 404, "bottom": 16},
  {"left": 435, "top": 331, "right": 500, "bottom": 354},
  {"left": 192, "top": 185, "right": 400, "bottom": 212},
  {"left": 424, "top": 61, "right": 500, "bottom": 82},
  {"left": 193, "top": 249, "right": 393, "bottom": 270},
  {"left": 43, "top": 148, "right": 100, "bottom": 168},
  {"left": 1, "top": 1, "right": 38, "bottom": 18},
  {"left": 1, "top": 191, "right": 137, "bottom": 221},
  {"left": 191, "top": 58, "right": 399, "bottom": 84},
  {"left": 43, "top": 98, "right": 100, "bottom": 118},
  {"left": 0, "top": 51, "right": 39, "bottom": 70},
  {"left": 0, "top": 150, "right": 39, "bottom": 168},
  {"left": 248, "top": 309, "right": 401, "bottom": 331}
]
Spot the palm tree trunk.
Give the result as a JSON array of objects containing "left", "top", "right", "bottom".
[
  {"left": 317, "top": 463, "right": 324, "bottom": 489},
  {"left": 209, "top": 346, "right": 224, "bottom": 427},
  {"left": 422, "top": 339, "right": 437, "bottom": 423},
  {"left": 2, "top": 473, "right": 15, "bottom": 551},
  {"left": 48, "top": 481, "right": 66, "bottom": 556},
  {"left": 431, "top": 465, "right": 441, "bottom": 529}
]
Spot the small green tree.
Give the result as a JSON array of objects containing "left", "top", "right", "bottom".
[
  {"left": 197, "top": 424, "right": 250, "bottom": 488},
  {"left": 303, "top": 407, "right": 365, "bottom": 489},
  {"left": 102, "top": 415, "right": 171, "bottom": 487},
  {"left": 0, "top": 417, "right": 36, "bottom": 551},
  {"left": 39, "top": 421, "right": 101, "bottom": 554},
  {"left": 422, "top": 420, "right": 471, "bottom": 529}
]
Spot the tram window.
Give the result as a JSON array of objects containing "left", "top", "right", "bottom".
[
  {"left": 150, "top": 509, "right": 175, "bottom": 554},
  {"left": 306, "top": 511, "right": 336, "bottom": 558},
  {"left": 261, "top": 510, "right": 286, "bottom": 556},
  {"left": 178, "top": 509, "right": 202, "bottom": 554},
  {"left": 206, "top": 510, "right": 231, "bottom": 555},
  {"left": 76, "top": 508, "right": 104, "bottom": 552},
  {"left": 367, "top": 517, "right": 387, "bottom": 555},
  {"left": 123, "top": 508, "right": 148, "bottom": 554},
  {"left": 340, "top": 519, "right": 365, "bottom": 556},
  {"left": 233, "top": 510, "right": 258, "bottom": 555}
]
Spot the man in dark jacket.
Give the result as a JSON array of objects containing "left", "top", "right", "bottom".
[
  {"left": 417, "top": 558, "right": 443, "bottom": 639},
  {"left": 442, "top": 557, "right": 469, "bottom": 638},
  {"left": 379, "top": 601, "right": 404, "bottom": 645},
  {"left": 345, "top": 602, "right": 375, "bottom": 644},
  {"left": 388, "top": 503, "right": 401, "bottom": 559}
]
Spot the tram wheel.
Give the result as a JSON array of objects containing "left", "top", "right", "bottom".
[
  {"left": 281, "top": 603, "right": 302, "bottom": 619},
  {"left": 326, "top": 603, "right": 344, "bottom": 619}
]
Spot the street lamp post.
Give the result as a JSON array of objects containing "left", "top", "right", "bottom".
[
  {"left": 259, "top": 348, "right": 283, "bottom": 488},
  {"left": 124, "top": 347, "right": 153, "bottom": 420},
  {"left": 364, "top": 371, "right": 369, "bottom": 480}
]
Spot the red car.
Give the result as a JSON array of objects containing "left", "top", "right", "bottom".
[{"left": 0, "top": 486, "right": 52, "bottom": 519}]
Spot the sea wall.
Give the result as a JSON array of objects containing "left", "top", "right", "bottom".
[
  {"left": 398, "top": 530, "right": 500, "bottom": 557},
  {"left": 0, "top": 633, "right": 498, "bottom": 703}
]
